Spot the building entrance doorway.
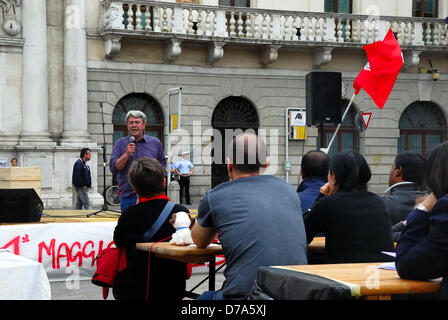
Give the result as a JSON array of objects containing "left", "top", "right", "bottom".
[{"left": 211, "top": 96, "right": 259, "bottom": 188}]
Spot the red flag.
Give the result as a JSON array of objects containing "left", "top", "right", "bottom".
[{"left": 353, "top": 29, "right": 404, "bottom": 109}]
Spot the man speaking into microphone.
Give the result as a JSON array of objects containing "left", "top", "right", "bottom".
[{"left": 110, "top": 110, "right": 166, "bottom": 212}]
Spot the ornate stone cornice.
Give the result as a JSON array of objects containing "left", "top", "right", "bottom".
[
  {"left": 164, "top": 38, "right": 182, "bottom": 63},
  {"left": 207, "top": 41, "right": 225, "bottom": 66},
  {"left": 260, "top": 45, "right": 281, "bottom": 65},
  {"left": 104, "top": 35, "right": 122, "bottom": 59},
  {"left": 0, "top": 36, "right": 23, "bottom": 47},
  {"left": 0, "top": 0, "right": 22, "bottom": 37},
  {"left": 312, "top": 47, "right": 334, "bottom": 69},
  {"left": 404, "top": 50, "right": 422, "bottom": 69},
  {"left": 0, "top": 0, "right": 21, "bottom": 13}
]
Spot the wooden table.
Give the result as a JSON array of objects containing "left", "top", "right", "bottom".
[
  {"left": 308, "top": 237, "right": 325, "bottom": 251},
  {"left": 274, "top": 262, "right": 441, "bottom": 299},
  {"left": 136, "top": 242, "right": 223, "bottom": 297},
  {"left": 307, "top": 237, "right": 397, "bottom": 252},
  {"left": 41, "top": 210, "right": 119, "bottom": 223}
]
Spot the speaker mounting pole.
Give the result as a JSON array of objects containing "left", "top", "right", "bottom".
[
  {"left": 320, "top": 93, "right": 357, "bottom": 155},
  {"left": 320, "top": 123, "right": 324, "bottom": 150}
]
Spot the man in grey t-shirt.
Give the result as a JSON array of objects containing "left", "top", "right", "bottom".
[{"left": 191, "top": 132, "right": 308, "bottom": 300}]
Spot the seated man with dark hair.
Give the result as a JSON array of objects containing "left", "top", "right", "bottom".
[
  {"left": 297, "top": 150, "right": 330, "bottom": 214},
  {"left": 191, "top": 132, "right": 308, "bottom": 300},
  {"left": 384, "top": 152, "right": 427, "bottom": 241}
]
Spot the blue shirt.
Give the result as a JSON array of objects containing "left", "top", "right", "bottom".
[
  {"left": 396, "top": 194, "right": 448, "bottom": 300},
  {"left": 197, "top": 175, "right": 308, "bottom": 299},
  {"left": 110, "top": 135, "right": 166, "bottom": 198},
  {"left": 175, "top": 158, "right": 193, "bottom": 175},
  {"left": 297, "top": 177, "right": 326, "bottom": 214}
]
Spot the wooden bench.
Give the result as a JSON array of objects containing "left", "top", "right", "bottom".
[{"left": 271, "top": 262, "right": 441, "bottom": 299}]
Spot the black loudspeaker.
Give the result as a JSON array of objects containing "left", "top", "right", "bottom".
[
  {"left": 306, "top": 71, "right": 342, "bottom": 126},
  {"left": 0, "top": 189, "right": 43, "bottom": 223}
]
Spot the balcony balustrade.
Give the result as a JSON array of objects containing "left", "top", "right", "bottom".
[{"left": 100, "top": 0, "right": 448, "bottom": 67}]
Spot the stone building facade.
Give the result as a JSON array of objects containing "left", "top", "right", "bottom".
[{"left": 0, "top": 0, "right": 447, "bottom": 208}]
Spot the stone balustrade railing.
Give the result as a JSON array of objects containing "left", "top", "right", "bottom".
[{"left": 100, "top": 0, "right": 448, "bottom": 66}]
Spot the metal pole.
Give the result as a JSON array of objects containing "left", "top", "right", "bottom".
[
  {"left": 167, "top": 127, "right": 171, "bottom": 197},
  {"left": 167, "top": 87, "right": 182, "bottom": 197},
  {"left": 285, "top": 108, "right": 289, "bottom": 183},
  {"left": 320, "top": 93, "right": 356, "bottom": 154}
]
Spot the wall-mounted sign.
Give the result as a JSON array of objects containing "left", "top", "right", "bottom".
[
  {"left": 169, "top": 87, "right": 182, "bottom": 132},
  {"left": 289, "top": 109, "right": 307, "bottom": 140},
  {"left": 361, "top": 112, "right": 372, "bottom": 128},
  {"left": 354, "top": 112, "right": 372, "bottom": 133},
  {"left": 289, "top": 110, "right": 306, "bottom": 127},
  {"left": 292, "top": 126, "right": 307, "bottom": 140}
]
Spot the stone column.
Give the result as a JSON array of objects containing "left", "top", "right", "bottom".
[
  {"left": 20, "top": 0, "right": 53, "bottom": 145},
  {"left": 60, "top": 0, "right": 90, "bottom": 145}
]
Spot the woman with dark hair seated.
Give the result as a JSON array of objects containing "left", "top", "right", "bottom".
[
  {"left": 304, "top": 151, "right": 394, "bottom": 263},
  {"left": 396, "top": 142, "right": 448, "bottom": 300}
]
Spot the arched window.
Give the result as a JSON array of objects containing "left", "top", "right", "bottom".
[
  {"left": 112, "top": 93, "right": 164, "bottom": 145},
  {"left": 211, "top": 96, "right": 259, "bottom": 188},
  {"left": 317, "top": 99, "right": 359, "bottom": 157},
  {"left": 212, "top": 96, "right": 258, "bottom": 128},
  {"left": 398, "top": 101, "right": 447, "bottom": 156}
]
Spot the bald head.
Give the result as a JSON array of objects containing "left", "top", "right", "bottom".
[
  {"left": 301, "top": 150, "right": 330, "bottom": 180},
  {"left": 226, "top": 133, "right": 268, "bottom": 174}
]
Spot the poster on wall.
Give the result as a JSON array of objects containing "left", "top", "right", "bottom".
[{"left": 289, "top": 109, "right": 307, "bottom": 140}]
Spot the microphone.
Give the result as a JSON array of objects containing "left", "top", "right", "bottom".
[{"left": 129, "top": 136, "right": 135, "bottom": 157}]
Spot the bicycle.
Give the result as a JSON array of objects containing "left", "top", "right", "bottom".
[{"left": 104, "top": 185, "right": 120, "bottom": 206}]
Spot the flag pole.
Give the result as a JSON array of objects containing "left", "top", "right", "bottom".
[{"left": 320, "top": 93, "right": 357, "bottom": 155}]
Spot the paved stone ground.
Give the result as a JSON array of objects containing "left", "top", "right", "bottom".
[{"left": 49, "top": 271, "right": 225, "bottom": 300}]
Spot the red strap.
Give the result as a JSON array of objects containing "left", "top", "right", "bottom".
[
  {"left": 139, "top": 194, "right": 172, "bottom": 300},
  {"left": 139, "top": 194, "right": 170, "bottom": 204},
  {"left": 146, "top": 235, "right": 172, "bottom": 301}
]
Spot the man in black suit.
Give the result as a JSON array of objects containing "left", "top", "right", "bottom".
[{"left": 384, "top": 152, "right": 426, "bottom": 240}]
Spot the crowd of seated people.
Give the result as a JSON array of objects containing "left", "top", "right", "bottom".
[{"left": 110, "top": 132, "right": 447, "bottom": 301}]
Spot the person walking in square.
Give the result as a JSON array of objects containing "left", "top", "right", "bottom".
[
  {"left": 175, "top": 151, "right": 194, "bottom": 205},
  {"left": 72, "top": 148, "right": 92, "bottom": 210}
]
